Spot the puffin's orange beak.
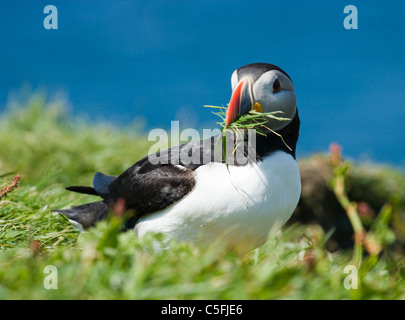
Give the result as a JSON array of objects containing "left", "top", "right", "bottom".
[{"left": 225, "top": 78, "right": 254, "bottom": 128}]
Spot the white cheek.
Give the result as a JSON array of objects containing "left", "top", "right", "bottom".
[
  {"left": 277, "top": 91, "right": 297, "bottom": 114},
  {"left": 253, "top": 82, "right": 273, "bottom": 104},
  {"left": 253, "top": 82, "right": 278, "bottom": 109},
  {"left": 253, "top": 85, "right": 297, "bottom": 130}
]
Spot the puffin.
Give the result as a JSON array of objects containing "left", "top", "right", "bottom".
[{"left": 55, "top": 62, "right": 301, "bottom": 253}]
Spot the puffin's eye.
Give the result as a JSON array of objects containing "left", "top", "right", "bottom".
[{"left": 273, "top": 78, "right": 281, "bottom": 93}]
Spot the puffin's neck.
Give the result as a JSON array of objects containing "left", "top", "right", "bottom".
[{"left": 255, "top": 109, "right": 300, "bottom": 160}]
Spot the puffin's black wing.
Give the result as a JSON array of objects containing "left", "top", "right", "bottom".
[
  {"left": 58, "top": 156, "right": 197, "bottom": 230},
  {"left": 108, "top": 159, "right": 196, "bottom": 219}
]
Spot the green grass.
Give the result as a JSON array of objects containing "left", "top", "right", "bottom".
[{"left": 0, "top": 94, "right": 404, "bottom": 299}]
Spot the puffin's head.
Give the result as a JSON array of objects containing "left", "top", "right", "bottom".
[{"left": 225, "top": 63, "right": 297, "bottom": 131}]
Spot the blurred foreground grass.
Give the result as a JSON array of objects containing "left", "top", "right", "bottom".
[{"left": 0, "top": 94, "right": 404, "bottom": 299}]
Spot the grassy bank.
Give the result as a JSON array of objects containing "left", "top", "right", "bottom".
[{"left": 0, "top": 94, "right": 404, "bottom": 299}]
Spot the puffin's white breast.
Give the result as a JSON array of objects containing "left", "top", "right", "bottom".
[{"left": 135, "top": 151, "right": 301, "bottom": 252}]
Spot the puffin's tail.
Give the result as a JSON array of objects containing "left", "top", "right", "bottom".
[
  {"left": 54, "top": 172, "right": 117, "bottom": 230},
  {"left": 64, "top": 172, "right": 116, "bottom": 198},
  {"left": 54, "top": 201, "right": 109, "bottom": 230}
]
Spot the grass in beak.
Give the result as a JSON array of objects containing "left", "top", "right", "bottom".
[{"left": 204, "top": 105, "right": 292, "bottom": 153}]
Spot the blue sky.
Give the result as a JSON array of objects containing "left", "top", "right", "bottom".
[{"left": 0, "top": 1, "right": 404, "bottom": 165}]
